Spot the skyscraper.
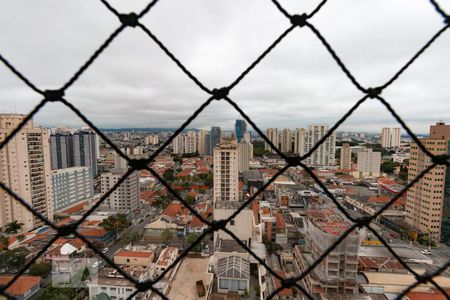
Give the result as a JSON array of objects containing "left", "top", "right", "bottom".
[
  {"left": 293, "top": 128, "right": 305, "bottom": 156},
  {"left": 235, "top": 120, "right": 247, "bottom": 143},
  {"left": 340, "top": 143, "right": 352, "bottom": 170},
  {"left": 0, "top": 114, "right": 53, "bottom": 232},
  {"left": 356, "top": 148, "right": 381, "bottom": 177},
  {"left": 172, "top": 134, "right": 184, "bottom": 154},
  {"left": 390, "top": 127, "right": 401, "bottom": 148},
  {"left": 101, "top": 169, "right": 139, "bottom": 212},
  {"left": 197, "top": 129, "right": 208, "bottom": 155},
  {"left": 184, "top": 131, "right": 197, "bottom": 154},
  {"left": 280, "top": 128, "right": 292, "bottom": 153},
  {"left": 406, "top": 122, "right": 450, "bottom": 242},
  {"left": 304, "top": 125, "right": 336, "bottom": 167},
  {"left": 213, "top": 138, "right": 239, "bottom": 203},
  {"left": 265, "top": 128, "right": 279, "bottom": 153},
  {"left": 50, "top": 129, "right": 98, "bottom": 176},
  {"left": 210, "top": 126, "right": 222, "bottom": 155}
]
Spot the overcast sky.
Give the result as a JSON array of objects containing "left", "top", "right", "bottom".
[{"left": 1, "top": 0, "right": 449, "bottom": 133}]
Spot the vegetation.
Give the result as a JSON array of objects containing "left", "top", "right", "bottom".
[
  {"left": 185, "top": 194, "right": 196, "bottom": 205},
  {"left": 253, "top": 141, "right": 270, "bottom": 157},
  {"left": 162, "top": 228, "right": 174, "bottom": 245},
  {"left": 99, "top": 213, "right": 128, "bottom": 239},
  {"left": 381, "top": 161, "right": 400, "bottom": 174},
  {"left": 163, "top": 169, "right": 174, "bottom": 182},
  {"left": 29, "top": 262, "right": 52, "bottom": 277},
  {"left": 35, "top": 287, "right": 79, "bottom": 300},
  {"left": 262, "top": 235, "right": 283, "bottom": 254},
  {"left": 120, "top": 228, "right": 141, "bottom": 246},
  {"left": 152, "top": 195, "right": 174, "bottom": 209},
  {"left": 186, "top": 232, "right": 204, "bottom": 252},
  {"left": 5, "top": 221, "right": 23, "bottom": 234},
  {"left": 0, "top": 235, "right": 9, "bottom": 250},
  {"left": 182, "top": 151, "right": 200, "bottom": 158},
  {"left": 0, "top": 249, "right": 27, "bottom": 272}
]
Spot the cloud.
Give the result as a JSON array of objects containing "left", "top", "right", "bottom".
[{"left": 0, "top": 0, "right": 449, "bottom": 134}]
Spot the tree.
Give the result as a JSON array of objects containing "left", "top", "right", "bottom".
[
  {"left": 0, "top": 235, "right": 9, "bottom": 250},
  {"left": 99, "top": 213, "right": 128, "bottom": 239},
  {"left": 163, "top": 169, "right": 174, "bottom": 182},
  {"left": 29, "top": 262, "right": 52, "bottom": 277},
  {"left": 35, "top": 287, "right": 78, "bottom": 300},
  {"left": 381, "top": 161, "right": 400, "bottom": 174},
  {"left": 17, "top": 234, "right": 25, "bottom": 242},
  {"left": 162, "top": 228, "right": 174, "bottom": 245},
  {"left": 5, "top": 221, "right": 23, "bottom": 234},
  {"left": 120, "top": 228, "right": 141, "bottom": 246},
  {"left": 262, "top": 235, "right": 282, "bottom": 254},
  {"left": 0, "top": 249, "right": 26, "bottom": 272},
  {"left": 186, "top": 233, "right": 204, "bottom": 252},
  {"left": 185, "top": 194, "right": 196, "bottom": 205}
]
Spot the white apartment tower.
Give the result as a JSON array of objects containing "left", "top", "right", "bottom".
[
  {"left": 294, "top": 128, "right": 305, "bottom": 156},
  {"left": 0, "top": 114, "right": 54, "bottom": 232},
  {"left": 304, "top": 125, "right": 336, "bottom": 168},
  {"left": 265, "top": 128, "right": 279, "bottom": 153},
  {"left": 340, "top": 143, "right": 352, "bottom": 170},
  {"left": 213, "top": 139, "right": 239, "bottom": 203},
  {"left": 381, "top": 127, "right": 401, "bottom": 148},
  {"left": 172, "top": 134, "right": 184, "bottom": 155},
  {"left": 184, "top": 131, "right": 197, "bottom": 154},
  {"left": 280, "top": 128, "right": 292, "bottom": 153},
  {"left": 356, "top": 148, "right": 381, "bottom": 177},
  {"left": 197, "top": 129, "right": 208, "bottom": 155},
  {"left": 101, "top": 169, "right": 139, "bottom": 212}
]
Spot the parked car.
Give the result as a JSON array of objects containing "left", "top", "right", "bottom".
[
  {"left": 102, "top": 247, "right": 109, "bottom": 253},
  {"left": 420, "top": 249, "right": 432, "bottom": 255},
  {"left": 92, "top": 261, "right": 102, "bottom": 268}
]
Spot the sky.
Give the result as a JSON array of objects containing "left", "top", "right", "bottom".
[{"left": 0, "top": 0, "right": 449, "bottom": 134}]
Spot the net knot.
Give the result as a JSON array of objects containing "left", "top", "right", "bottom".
[
  {"left": 366, "top": 87, "right": 382, "bottom": 99},
  {"left": 286, "top": 155, "right": 301, "bottom": 167},
  {"left": 290, "top": 14, "right": 308, "bottom": 27},
  {"left": 210, "top": 219, "right": 227, "bottom": 231},
  {"left": 119, "top": 13, "right": 139, "bottom": 27},
  {"left": 135, "top": 280, "right": 154, "bottom": 292},
  {"left": 281, "top": 277, "right": 296, "bottom": 289},
  {"left": 44, "top": 89, "right": 64, "bottom": 102},
  {"left": 129, "top": 158, "right": 148, "bottom": 170},
  {"left": 445, "top": 15, "right": 450, "bottom": 25},
  {"left": 432, "top": 154, "right": 449, "bottom": 165},
  {"left": 357, "top": 216, "right": 372, "bottom": 229},
  {"left": 58, "top": 223, "right": 77, "bottom": 237},
  {"left": 212, "top": 87, "right": 229, "bottom": 100},
  {"left": 415, "top": 274, "right": 429, "bottom": 285}
]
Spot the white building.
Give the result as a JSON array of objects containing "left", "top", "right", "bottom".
[
  {"left": 197, "top": 129, "right": 208, "bottom": 155},
  {"left": 355, "top": 148, "right": 381, "bottom": 177},
  {"left": 381, "top": 127, "right": 401, "bottom": 148},
  {"left": 172, "top": 134, "right": 184, "bottom": 155},
  {"left": 293, "top": 128, "right": 305, "bottom": 156},
  {"left": 51, "top": 166, "right": 94, "bottom": 212},
  {"left": 145, "top": 134, "right": 159, "bottom": 145},
  {"left": 280, "top": 128, "right": 292, "bottom": 153},
  {"left": 0, "top": 114, "right": 53, "bottom": 232},
  {"left": 304, "top": 125, "right": 336, "bottom": 168},
  {"left": 213, "top": 139, "right": 239, "bottom": 203},
  {"left": 184, "top": 130, "right": 197, "bottom": 154}
]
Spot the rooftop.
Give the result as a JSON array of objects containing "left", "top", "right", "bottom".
[
  {"left": 0, "top": 276, "right": 41, "bottom": 296},
  {"left": 217, "top": 256, "right": 250, "bottom": 279},
  {"left": 115, "top": 249, "right": 154, "bottom": 258},
  {"left": 307, "top": 206, "right": 352, "bottom": 236}
]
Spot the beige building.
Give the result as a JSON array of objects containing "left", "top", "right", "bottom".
[
  {"left": 101, "top": 169, "right": 139, "bottom": 212},
  {"left": 340, "top": 143, "right": 352, "bottom": 170},
  {"left": 238, "top": 141, "right": 253, "bottom": 173},
  {"left": 304, "top": 125, "right": 336, "bottom": 167},
  {"left": 265, "top": 128, "right": 279, "bottom": 153},
  {"left": 280, "top": 128, "right": 292, "bottom": 153},
  {"left": 355, "top": 148, "right": 381, "bottom": 177},
  {"left": 406, "top": 122, "right": 450, "bottom": 242},
  {"left": 213, "top": 139, "right": 239, "bottom": 203},
  {"left": 113, "top": 249, "right": 154, "bottom": 267},
  {"left": 144, "top": 134, "right": 159, "bottom": 145},
  {"left": 172, "top": 134, "right": 184, "bottom": 155},
  {"left": 0, "top": 114, "right": 53, "bottom": 232},
  {"left": 184, "top": 130, "right": 197, "bottom": 154},
  {"left": 293, "top": 128, "right": 305, "bottom": 156},
  {"left": 197, "top": 129, "right": 208, "bottom": 155},
  {"left": 381, "top": 127, "right": 401, "bottom": 148}
]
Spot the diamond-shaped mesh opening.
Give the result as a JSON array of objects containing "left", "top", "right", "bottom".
[{"left": 1, "top": 0, "right": 450, "bottom": 299}]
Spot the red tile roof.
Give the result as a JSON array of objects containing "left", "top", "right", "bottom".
[
  {"left": 0, "top": 276, "right": 41, "bottom": 296},
  {"left": 115, "top": 249, "right": 154, "bottom": 258},
  {"left": 162, "top": 202, "right": 189, "bottom": 219},
  {"left": 274, "top": 213, "right": 286, "bottom": 229},
  {"left": 407, "top": 290, "right": 448, "bottom": 300}
]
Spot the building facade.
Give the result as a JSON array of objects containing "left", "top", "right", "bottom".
[
  {"left": 213, "top": 139, "right": 239, "bottom": 203},
  {"left": 238, "top": 141, "right": 253, "bottom": 173},
  {"left": 51, "top": 166, "right": 94, "bottom": 212},
  {"left": 356, "top": 148, "right": 381, "bottom": 177},
  {"left": 381, "top": 127, "right": 401, "bottom": 148},
  {"left": 265, "top": 128, "right": 279, "bottom": 153},
  {"left": 0, "top": 114, "right": 53, "bottom": 232},
  {"left": 101, "top": 169, "right": 139, "bottom": 212},
  {"left": 280, "top": 128, "right": 292, "bottom": 153},
  {"left": 235, "top": 120, "right": 247, "bottom": 143},
  {"left": 210, "top": 127, "right": 222, "bottom": 155},
  {"left": 293, "top": 128, "right": 305, "bottom": 156},
  {"left": 304, "top": 125, "right": 336, "bottom": 168},
  {"left": 406, "top": 122, "right": 450, "bottom": 242},
  {"left": 340, "top": 143, "right": 352, "bottom": 170}
]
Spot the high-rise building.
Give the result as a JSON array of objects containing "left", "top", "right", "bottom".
[
  {"left": 406, "top": 122, "right": 450, "bottom": 242},
  {"left": 243, "top": 132, "right": 251, "bottom": 144},
  {"left": 380, "top": 127, "right": 401, "bottom": 148},
  {"left": 184, "top": 130, "right": 197, "bottom": 154},
  {"left": 172, "top": 134, "right": 184, "bottom": 155},
  {"left": 235, "top": 120, "right": 247, "bottom": 143},
  {"left": 101, "top": 169, "right": 139, "bottom": 212},
  {"left": 265, "top": 128, "right": 279, "bottom": 153},
  {"left": 50, "top": 130, "right": 98, "bottom": 176},
  {"left": 238, "top": 142, "right": 253, "bottom": 173},
  {"left": 293, "top": 128, "right": 305, "bottom": 156},
  {"left": 144, "top": 135, "right": 159, "bottom": 145},
  {"left": 280, "top": 128, "right": 292, "bottom": 153},
  {"left": 0, "top": 114, "right": 53, "bottom": 232},
  {"left": 210, "top": 127, "right": 222, "bottom": 155},
  {"left": 340, "top": 143, "right": 352, "bottom": 170},
  {"left": 213, "top": 139, "right": 239, "bottom": 203},
  {"left": 304, "top": 125, "right": 336, "bottom": 167},
  {"left": 205, "top": 132, "right": 211, "bottom": 156},
  {"left": 51, "top": 166, "right": 94, "bottom": 212},
  {"left": 356, "top": 148, "right": 381, "bottom": 177},
  {"left": 197, "top": 129, "right": 208, "bottom": 155}
]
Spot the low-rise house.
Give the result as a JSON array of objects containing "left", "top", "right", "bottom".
[
  {"left": 0, "top": 275, "right": 41, "bottom": 300},
  {"left": 155, "top": 247, "right": 178, "bottom": 276},
  {"left": 114, "top": 249, "right": 155, "bottom": 267}
]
